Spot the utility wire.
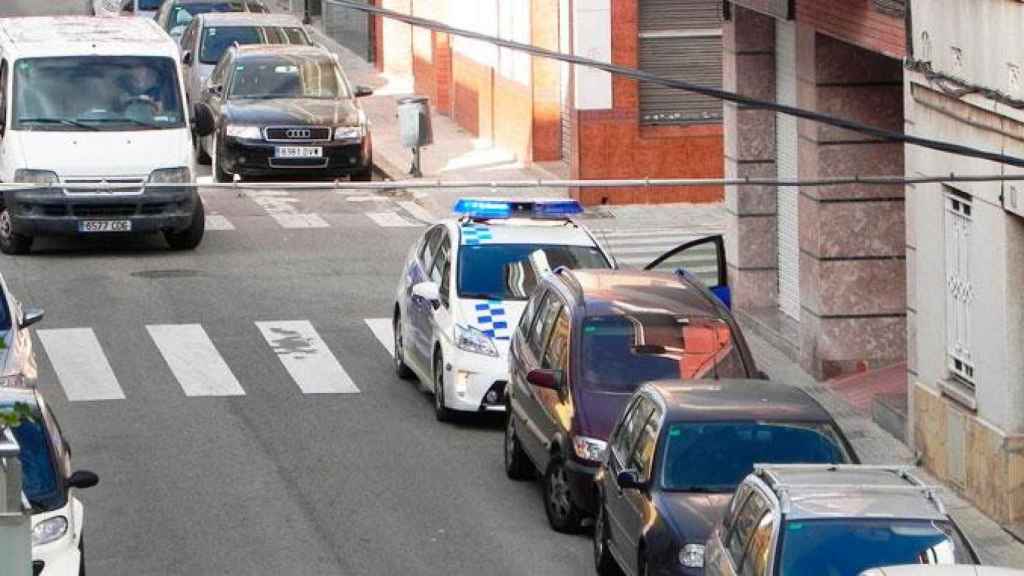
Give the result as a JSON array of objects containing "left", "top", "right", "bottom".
[{"left": 326, "top": 0, "right": 1024, "bottom": 170}]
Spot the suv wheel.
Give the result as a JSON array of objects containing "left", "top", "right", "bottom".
[
  {"left": 594, "top": 505, "right": 621, "bottom": 576},
  {"left": 433, "top": 353, "right": 454, "bottom": 422},
  {"left": 543, "top": 455, "right": 583, "bottom": 533},
  {"left": 504, "top": 408, "right": 534, "bottom": 480},
  {"left": 392, "top": 313, "right": 414, "bottom": 380},
  {"left": 0, "top": 207, "right": 32, "bottom": 255},
  {"left": 164, "top": 200, "right": 205, "bottom": 251}
]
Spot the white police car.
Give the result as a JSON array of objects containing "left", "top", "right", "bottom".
[{"left": 392, "top": 198, "right": 613, "bottom": 420}]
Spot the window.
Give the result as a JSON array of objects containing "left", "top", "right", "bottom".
[
  {"left": 430, "top": 235, "right": 450, "bottom": 286},
  {"left": 612, "top": 397, "right": 654, "bottom": 465},
  {"left": 727, "top": 491, "right": 770, "bottom": 566},
  {"left": 629, "top": 403, "right": 661, "bottom": 480},
  {"left": 0, "top": 60, "right": 8, "bottom": 130},
  {"left": 200, "top": 26, "right": 263, "bottom": 65},
  {"left": 419, "top": 226, "right": 444, "bottom": 271},
  {"left": 228, "top": 57, "right": 348, "bottom": 100},
  {"left": 740, "top": 511, "right": 776, "bottom": 576},
  {"left": 638, "top": 0, "right": 723, "bottom": 124},
  {"left": 944, "top": 189, "right": 975, "bottom": 388},
  {"left": 542, "top": 309, "right": 571, "bottom": 371},
  {"left": 265, "top": 27, "right": 312, "bottom": 46},
  {"left": 181, "top": 21, "right": 198, "bottom": 54},
  {"left": 517, "top": 289, "right": 544, "bottom": 340},
  {"left": 458, "top": 243, "right": 609, "bottom": 301},
  {"left": 529, "top": 296, "right": 563, "bottom": 358},
  {"left": 210, "top": 54, "right": 232, "bottom": 87}
]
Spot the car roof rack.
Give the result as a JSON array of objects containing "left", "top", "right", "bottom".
[{"left": 753, "top": 464, "right": 946, "bottom": 516}]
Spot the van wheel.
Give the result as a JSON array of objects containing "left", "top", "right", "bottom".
[
  {"left": 164, "top": 201, "right": 205, "bottom": 251},
  {"left": 544, "top": 456, "right": 584, "bottom": 533},
  {"left": 0, "top": 207, "right": 32, "bottom": 255}
]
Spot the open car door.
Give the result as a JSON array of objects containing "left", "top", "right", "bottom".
[{"left": 643, "top": 235, "right": 731, "bottom": 309}]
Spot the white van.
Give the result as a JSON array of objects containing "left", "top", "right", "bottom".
[{"left": 0, "top": 17, "right": 214, "bottom": 255}]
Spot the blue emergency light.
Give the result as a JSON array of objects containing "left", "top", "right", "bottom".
[{"left": 453, "top": 198, "right": 583, "bottom": 220}]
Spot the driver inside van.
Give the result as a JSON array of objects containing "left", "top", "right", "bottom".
[{"left": 117, "top": 63, "right": 164, "bottom": 116}]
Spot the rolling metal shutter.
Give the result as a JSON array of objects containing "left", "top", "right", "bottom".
[
  {"left": 638, "top": 0, "right": 723, "bottom": 125},
  {"left": 776, "top": 20, "right": 801, "bottom": 321}
]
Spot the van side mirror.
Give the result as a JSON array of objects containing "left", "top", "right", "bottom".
[
  {"left": 192, "top": 103, "right": 215, "bottom": 137},
  {"left": 182, "top": 51, "right": 193, "bottom": 66}
]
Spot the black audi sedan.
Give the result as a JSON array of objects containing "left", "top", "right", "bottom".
[
  {"left": 593, "top": 380, "right": 859, "bottom": 576},
  {"left": 196, "top": 44, "right": 374, "bottom": 182}
]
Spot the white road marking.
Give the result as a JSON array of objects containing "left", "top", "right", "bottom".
[
  {"left": 147, "top": 324, "right": 245, "bottom": 397},
  {"left": 397, "top": 201, "right": 436, "bottom": 224},
  {"left": 345, "top": 195, "right": 388, "bottom": 202},
  {"left": 247, "top": 190, "right": 329, "bottom": 229},
  {"left": 366, "top": 211, "right": 420, "bottom": 228},
  {"left": 38, "top": 328, "right": 125, "bottom": 401},
  {"left": 205, "top": 214, "right": 236, "bottom": 231},
  {"left": 256, "top": 321, "right": 359, "bottom": 394},
  {"left": 364, "top": 318, "right": 394, "bottom": 357}
]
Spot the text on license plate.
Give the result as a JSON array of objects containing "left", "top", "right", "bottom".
[
  {"left": 275, "top": 146, "right": 323, "bottom": 158},
  {"left": 79, "top": 220, "right": 131, "bottom": 233}
]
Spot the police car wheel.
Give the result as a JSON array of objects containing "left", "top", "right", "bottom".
[
  {"left": 393, "top": 313, "right": 414, "bottom": 380},
  {"left": 0, "top": 207, "right": 32, "bottom": 255},
  {"left": 433, "top": 353, "right": 454, "bottom": 422}
]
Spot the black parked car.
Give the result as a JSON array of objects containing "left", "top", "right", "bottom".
[
  {"left": 197, "top": 44, "right": 374, "bottom": 182},
  {"left": 593, "top": 380, "right": 859, "bottom": 576},
  {"left": 504, "top": 238, "right": 761, "bottom": 534}
]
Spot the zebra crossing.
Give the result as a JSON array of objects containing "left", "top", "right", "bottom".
[
  {"left": 35, "top": 318, "right": 398, "bottom": 403},
  {"left": 592, "top": 228, "right": 717, "bottom": 269}
]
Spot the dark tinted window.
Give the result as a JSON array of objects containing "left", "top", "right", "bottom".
[
  {"left": 430, "top": 235, "right": 450, "bottom": 285},
  {"left": 6, "top": 404, "right": 65, "bottom": 512},
  {"left": 139, "top": 0, "right": 163, "bottom": 8},
  {"left": 419, "top": 226, "right": 444, "bottom": 271},
  {"left": 660, "top": 422, "right": 848, "bottom": 492},
  {"left": 727, "top": 491, "right": 769, "bottom": 565},
  {"left": 629, "top": 403, "right": 660, "bottom": 479},
  {"left": 265, "top": 27, "right": 312, "bottom": 45},
  {"left": 517, "top": 289, "right": 543, "bottom": 340},
  {"left": 529, "top": 294, "right": 562, "bottom": 358},
  {"left": 542, "top": 309, "right": 570, "bottom": 371},
  {"left": 580, "top": 314, "right": 748, "bottom": 392},
  {"left": 742, "top": 511, "right": 776, "bottom": 576},
  {"left": 779, "top": 519, "right": 974, "bottom": 576},
  {"left": 0, "top": 285, "right": 8, "bottom": 331},
  {"left": 611, "top": 397, "right": 653, "bottom": 465},
  {"left": 459, "top": 243, "right": 609, "bottom": 300},
  {"left": 229, "top": 57, "right": 348, "bottom": 99},
  {"left": 200, "top": 26, "right": 262, "bottom": 64}
]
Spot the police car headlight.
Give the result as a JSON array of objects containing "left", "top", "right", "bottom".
[
  {"left": 334, "top": 125, "right": 365, "bottom": 140},
  {"left": 454, "top": 324, "right": 498, "bottom": 357},
  {"left": 32, "top": 516, "right": 68, "bottom": 547},
  {"left": 148, "top": 167, "right": 191, "bottom": 184},
  {"left": 225, "top": 125, "right": 262, "bottom": 139}
]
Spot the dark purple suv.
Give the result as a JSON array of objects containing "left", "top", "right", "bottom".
[{"left": 503, "top": 244, "right": 762, "bottom": 534}]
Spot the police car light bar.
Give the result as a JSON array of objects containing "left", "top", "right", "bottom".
[{"left": 452, "top": 198, "right": 583, "bottom": 220}]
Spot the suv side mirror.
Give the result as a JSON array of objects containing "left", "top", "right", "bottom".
[
  {"left": 19, "top": 307, "right": 43, "bottom": 328},
  {"left": 67, "top": 470, "right": 99, "bottom": 490},
  {"left": 412, "top": 281, "right": 441, "bottom": 309},
  {"left": 182, "top": 50, "right": 193, "bottom": 66},
  {"left": 526, "top": 368, "right": 563, "bottom": 390},
  {"left": 616, "top": 469, "right": 645, "bottom": 491},
  {"left": 354, "top": 85, "right": 373, "bottom": 98},
  {"left": 192, "top": 102, "right": 215, "bottom": 137}
]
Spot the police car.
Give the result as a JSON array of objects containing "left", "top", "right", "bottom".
[{"left": 392, "top": 198, "right": 614, "bottom": 421}]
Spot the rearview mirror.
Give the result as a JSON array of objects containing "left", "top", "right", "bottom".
[
  {"left": 19, "top": 307, "right": 43, "bottom": 329},
  {"left": 616, "top": 469, "right": 645, "bottom": 491},
  {"left": 354, "top": 85, "right": 373, "bottom": 98},
  {"left": 67, "top": 470, "right": 99, "bottom": 490},
  {"left": 526, "top": 368, "right": 563, "bottom": 390},
  {"left": 192, "top": 102, "right": 215, "bottom": 137},
  {"left": 182, "top": 50, "right": 193, "bottom": 66},
  {"left": 412, "top": 282, "right": 441, "bottom": 309}
]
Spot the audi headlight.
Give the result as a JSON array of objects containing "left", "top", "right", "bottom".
[
  {"left": 225, "top": 125, "right": 262, "bottom": 139},
  {"left": 334, "top": 125, "right": 365, "bottom": 140},
  {"left": 14, "top": 169, "right": 59, "bottom": 185},
  {"left": 32, "top": 516, "right": 68, "bottom": 547},
  {"left": 679, "top": 544, "right": 705, "bottom": 568},
  {"left": 454, "top": 324, "right": 498, "bottom": 357},
  {"left": 572, "top": 436, "right": 607, "bottom": 463},
  {"left": 148, "top": 167, "right": 191, "bottom": 183}
]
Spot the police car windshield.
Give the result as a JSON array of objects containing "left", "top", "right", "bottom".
[
  {"left": 580, "top": 315, "right": 748, "bottom": 392},
  {"left": 6, "top": 405, "right": 65, "bottom": 512},
  {"left": 12, "top": 56, "right": 185, "bottom": 131},
  {"left": 779, "top": 519, "right": 973, "bottom": 575},
  {"left": 458, "top": 244, "right": 609, "bottom": 300}
]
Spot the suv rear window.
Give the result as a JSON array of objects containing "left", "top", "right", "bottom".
[{"left": 580, "top": 314, "right": 747, "bottom": 391}]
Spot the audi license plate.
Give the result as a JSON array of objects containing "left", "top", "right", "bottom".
[
  {"left": 275, "top": 146, "right": 323, "bottom": 158},
  {"left": 79, "top": 220, "right": 131, "bottom": 233}
]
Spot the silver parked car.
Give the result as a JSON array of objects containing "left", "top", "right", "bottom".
[{"left": 0, "top": 273, "right": 43, "bottom": 388}]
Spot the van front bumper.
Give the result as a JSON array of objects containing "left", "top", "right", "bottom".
[{"left": 3, "top": 187, "right": 197, "bottom": 236}]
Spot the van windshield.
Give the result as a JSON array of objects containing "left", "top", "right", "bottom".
[{"left": 12, "top": 56, "right": 185, "bottom": 131}]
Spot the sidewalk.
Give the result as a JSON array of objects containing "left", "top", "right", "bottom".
[{"left": 282, "top": 4, "right": 1024, "bottom": 565}]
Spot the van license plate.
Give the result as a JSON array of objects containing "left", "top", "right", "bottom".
[
  {"left": 79, "top": 220, "right": 131, "bottom": 233},
  {"left": 275, "top": 146, "right": 322, "bottom": 158}
]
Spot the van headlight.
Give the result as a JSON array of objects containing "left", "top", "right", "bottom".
[
  {"left": 32, "top": 516, "right": 68, "bottom": 546},
  {"left": 14, "top": 169, "right": 59, "bottom": 185},
  {"left": 679, "top": 544, "right": 705, "bottom": 568},
  {"left": 225, "top": 125, "right": 262, "bottom": 139},
  {"left": 148, "top": 167, "right": 191, "bottom": 183},
  {"left": 454, "top": 324, "right": 498, "bottom": 357},
  {"left": 334, "top": 125, "right": 365, "bottom": 140}
]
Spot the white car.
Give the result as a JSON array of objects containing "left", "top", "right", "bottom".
[
  {"left": 392, "top": 198, "right": 614, "bottom": 421},
  {"left": 2, "top": 387, "right": 99, "bottom": 575}
]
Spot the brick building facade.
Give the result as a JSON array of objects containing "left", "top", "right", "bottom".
[
  {"left": 724, "top": 0, "right": 907, "bottom": 379},
  {"left": 370, "top": 0, "right": 725, "bottom": 205}
]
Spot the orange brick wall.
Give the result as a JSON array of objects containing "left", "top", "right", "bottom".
[
  {"left": 452, "top": 51, "right": 492, "bottom": 140},
  {"left": 494, "top": 74, "right": 533, "bottom": 161},
  {"left": 796, "top": 0, "right": 905, "bottom": 59},
  {"left": 531, "top": 0, "right": 562, "bottom": 162},
  {"left": 573, "top": 0, "right": 724, "bottom": 204}
]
